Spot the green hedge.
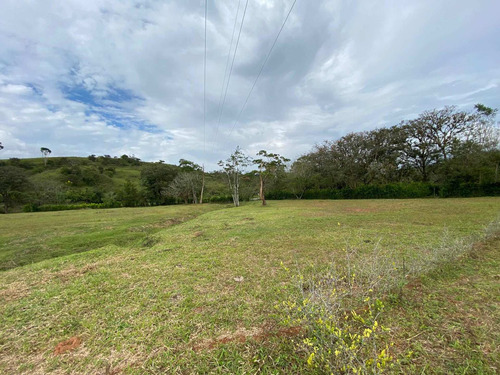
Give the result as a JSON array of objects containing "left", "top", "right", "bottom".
[
  {"left": 267, "top": 182, "right": 436, "bottom": 200},
  {"left": 23, "top": 202, "right": 121, "bottom": 212},
  {"left": 439, "top": 182, "right": 500, "bottom": 197},
  {"left": 267, "top": 182, "right": 500, "bottom": 200}
]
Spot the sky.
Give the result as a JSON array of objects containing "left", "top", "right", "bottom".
[{"left": 0, "top": 0, "right": 499, "bottom": 170}]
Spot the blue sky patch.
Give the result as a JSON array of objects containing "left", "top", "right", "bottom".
[{"left": 61, "top": 82, "right": 161, "bottom": 133}]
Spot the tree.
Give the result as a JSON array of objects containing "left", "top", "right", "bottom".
[
  {"left": 178, "top": 159, "right": 201, "bottom": 172},
  {"left": 475, "top": 103, "right": 497, "bottom": 117},
  {"left": 218, "top": 147, "right": 250, "bottom": 207},
  {"left": 399, "top": 119, "right": 439, "bottom": 182},
  {"left": 420, "top": 106, "right": 478, "bottom": 161},
  {"left": 0, "top": 166, "right": 29, "bottom": 213},
  {"left": 470, "top": 103, "right": 499, "bottom": 150},
  {"left": 166, "top": 172, "right": 202, "bottom": 204},
  {"left": 439, "top": 104, "right": 500, "bottom": 185},
  {"left": 363, "top": 127, "right": 407, "bottom": 184},
  {"left": 178, "top": 159, "right": 206, "bottom": 203},
  {"left": 288, "top": 156, "right": 316, "bottom": 199},
  {"left": 253, "top": 150, "right": 290, "bottom": 205},
  {"left": 117, "top": 180, "right": 143, "bottom": 207},
  {"left": 40, "top": 147, "right": 52, "bottom": 166},
  {"left": 140, "top": 163, "right": 178, "bottom": 205}
]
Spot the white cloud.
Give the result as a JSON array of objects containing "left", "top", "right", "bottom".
[{"left": 0, "top": 0, "right": 498, "bottom": 170}]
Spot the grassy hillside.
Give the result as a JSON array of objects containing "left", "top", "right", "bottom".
[
  {"left": 2, "top": 156, "right": 145, "bottom": 189},
  {"left": 0, "top": 199, "right": 499, "bottom": 374},
  {"left": 0, "top": 204, "right": 225, "bottom": 271},
  {"left": 0, "top": 156, "right": 234, "bottom": 212}
]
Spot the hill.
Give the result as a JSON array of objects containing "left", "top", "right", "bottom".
[{"left": 0, "top": 155, "right": 232, "bottom": 213}]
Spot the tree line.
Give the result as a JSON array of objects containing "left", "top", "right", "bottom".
[
  {"left": 284, "top": 104, "right": 498, "bottom": 197},
  {"left": 0, "top": 104, "right": 498, "bottom": 213}
]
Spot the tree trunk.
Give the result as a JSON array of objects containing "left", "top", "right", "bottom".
[
  {"left": 200, "top": 168, "right": 205, "bottom": 204},
  {"left": 234, "top": 173, "right": 240, "bottom": 207},
  {"left": 192, "top": 186, "right": 198, "bottom": 204},
  {"left": 259, "top": 174, "right": 266, "bottom": 206}
]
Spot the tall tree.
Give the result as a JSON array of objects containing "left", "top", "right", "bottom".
[
  {"left": 419, "top": 106, "right": 477, "bottom": 161},
  {"left": 166, "top": 172, "right": 202, "bottom": 204},
  {"left": 178, "top": 159, "right": 201, "bottom": 171},
  {"left": 253, "top": 150, "right": 290, "bottom": 205},
  {"left": 399, "top": 119, "right": 439, "bottom": 182},
  {"left": 288, "top": 156, "right": 316, "bottom": 199},
  {"left": 140, "top": 163, "right": 178, "bottom": 205},
  {"left": 470, "top": 103, "right": 499, "bottom": 150},
  {"left": 40, "top": 147, "right": 52, "bottom": 166},
  {"left": 218, "top": 147, "right": 250, "bottom": 207},
  {"left": 178, "top": 159, "right": 205, "bottom": 204}
]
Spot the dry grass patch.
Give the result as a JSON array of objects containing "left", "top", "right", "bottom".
[
  {"left": 0, "top": 280, "right": 31, "bottom": 302},
  {"left": 191, "top": 324, "right": 303, "bottom": 352}
]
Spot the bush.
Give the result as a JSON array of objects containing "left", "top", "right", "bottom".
[
  {"left": 278, "top": 220, "right": 499, "bottom": 374},
  {"left": 278, "top": 183, "right": 437, "bottom": 200},
  {"left": 265, "top": 190, "right": 295, "bottom": 200},
  {"left": 208, "top": 195, "right": 233, "bottom": 203},
  {"left": 23, "top": 203, "right": 40, "bottom": 212},
  {"left": 64, "top": 188, "right": 104, "bottom": 203},
  {"left": 279, "top": 248, "right": 395, "bottom": 374},
  {"left": 439, "top": 182, "right": 500, "bottom": 197},
  {"left": 34, "top": 202, "right": 121, "bottom": 212}
]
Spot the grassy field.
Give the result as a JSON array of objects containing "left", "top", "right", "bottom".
[
  {"left": 0, "top": 204, "right": 223, "bottom": 270},
  {"left": 0, "top": 198, "right": 498, "bottom": 374}
]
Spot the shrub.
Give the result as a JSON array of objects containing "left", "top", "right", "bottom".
[
  {"left": 23, "top": 203, "right": 40, "bottom": 212},
  {"left": 278, "top": 221, "right": 499, "bottom": 374},
  {"left": 278, "top": 183, "right": 436, "bottom": 200},
  {"left": 34, "top": 202, "right": 120, "bottom": 212},
  {"left": 208, "top": 195, "right": 233, "bottom": 203},
  {"left": 279, "top": 249, "right": 395, "bottom": 374}
]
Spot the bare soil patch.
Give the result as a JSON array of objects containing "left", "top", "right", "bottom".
[
  {"left": 53, "top": 336, "right": 81, "bottom": 355},
  {"left": 54, "top": 264, "right": 97, "bottom": 282},
  {"left": 191, "top": 324, "right": 302, "bottom": 352}
]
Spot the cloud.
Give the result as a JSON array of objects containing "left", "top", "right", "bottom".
[{"left": 0, "top": 0, "right": 499, "bottom": 170}]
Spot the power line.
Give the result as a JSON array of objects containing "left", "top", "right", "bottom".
[
  {"left": 203, "top": 0, "right": 208, "bottom": 156},
  {"left": 214, "top": 0, "right": 243, "bottom": 144},
  {"left": 201, "top": 0, "right": 208, "bottom": 203},
  {"left": 212, "top": 0, "right": 250, "bottom": 151},
  {"left": 227, "top": 0, "right": 298, "bottom": 142}
]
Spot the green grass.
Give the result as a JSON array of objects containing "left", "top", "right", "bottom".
[
  {"left": 110, "top": 166, "right": 142, "bottom": 188},
  {"left": 386, "top": 230, "right": 500, "bottom": 374},
  {"left": 0, "top": 198, "right": 498, "bottom": 374},
  {"left": 0, "top": 204, "right": 224, "bottom": 270}
]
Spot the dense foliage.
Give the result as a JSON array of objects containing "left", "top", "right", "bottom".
[{"left": 272, "top": 104, "right": 499, "bottom": 200}]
